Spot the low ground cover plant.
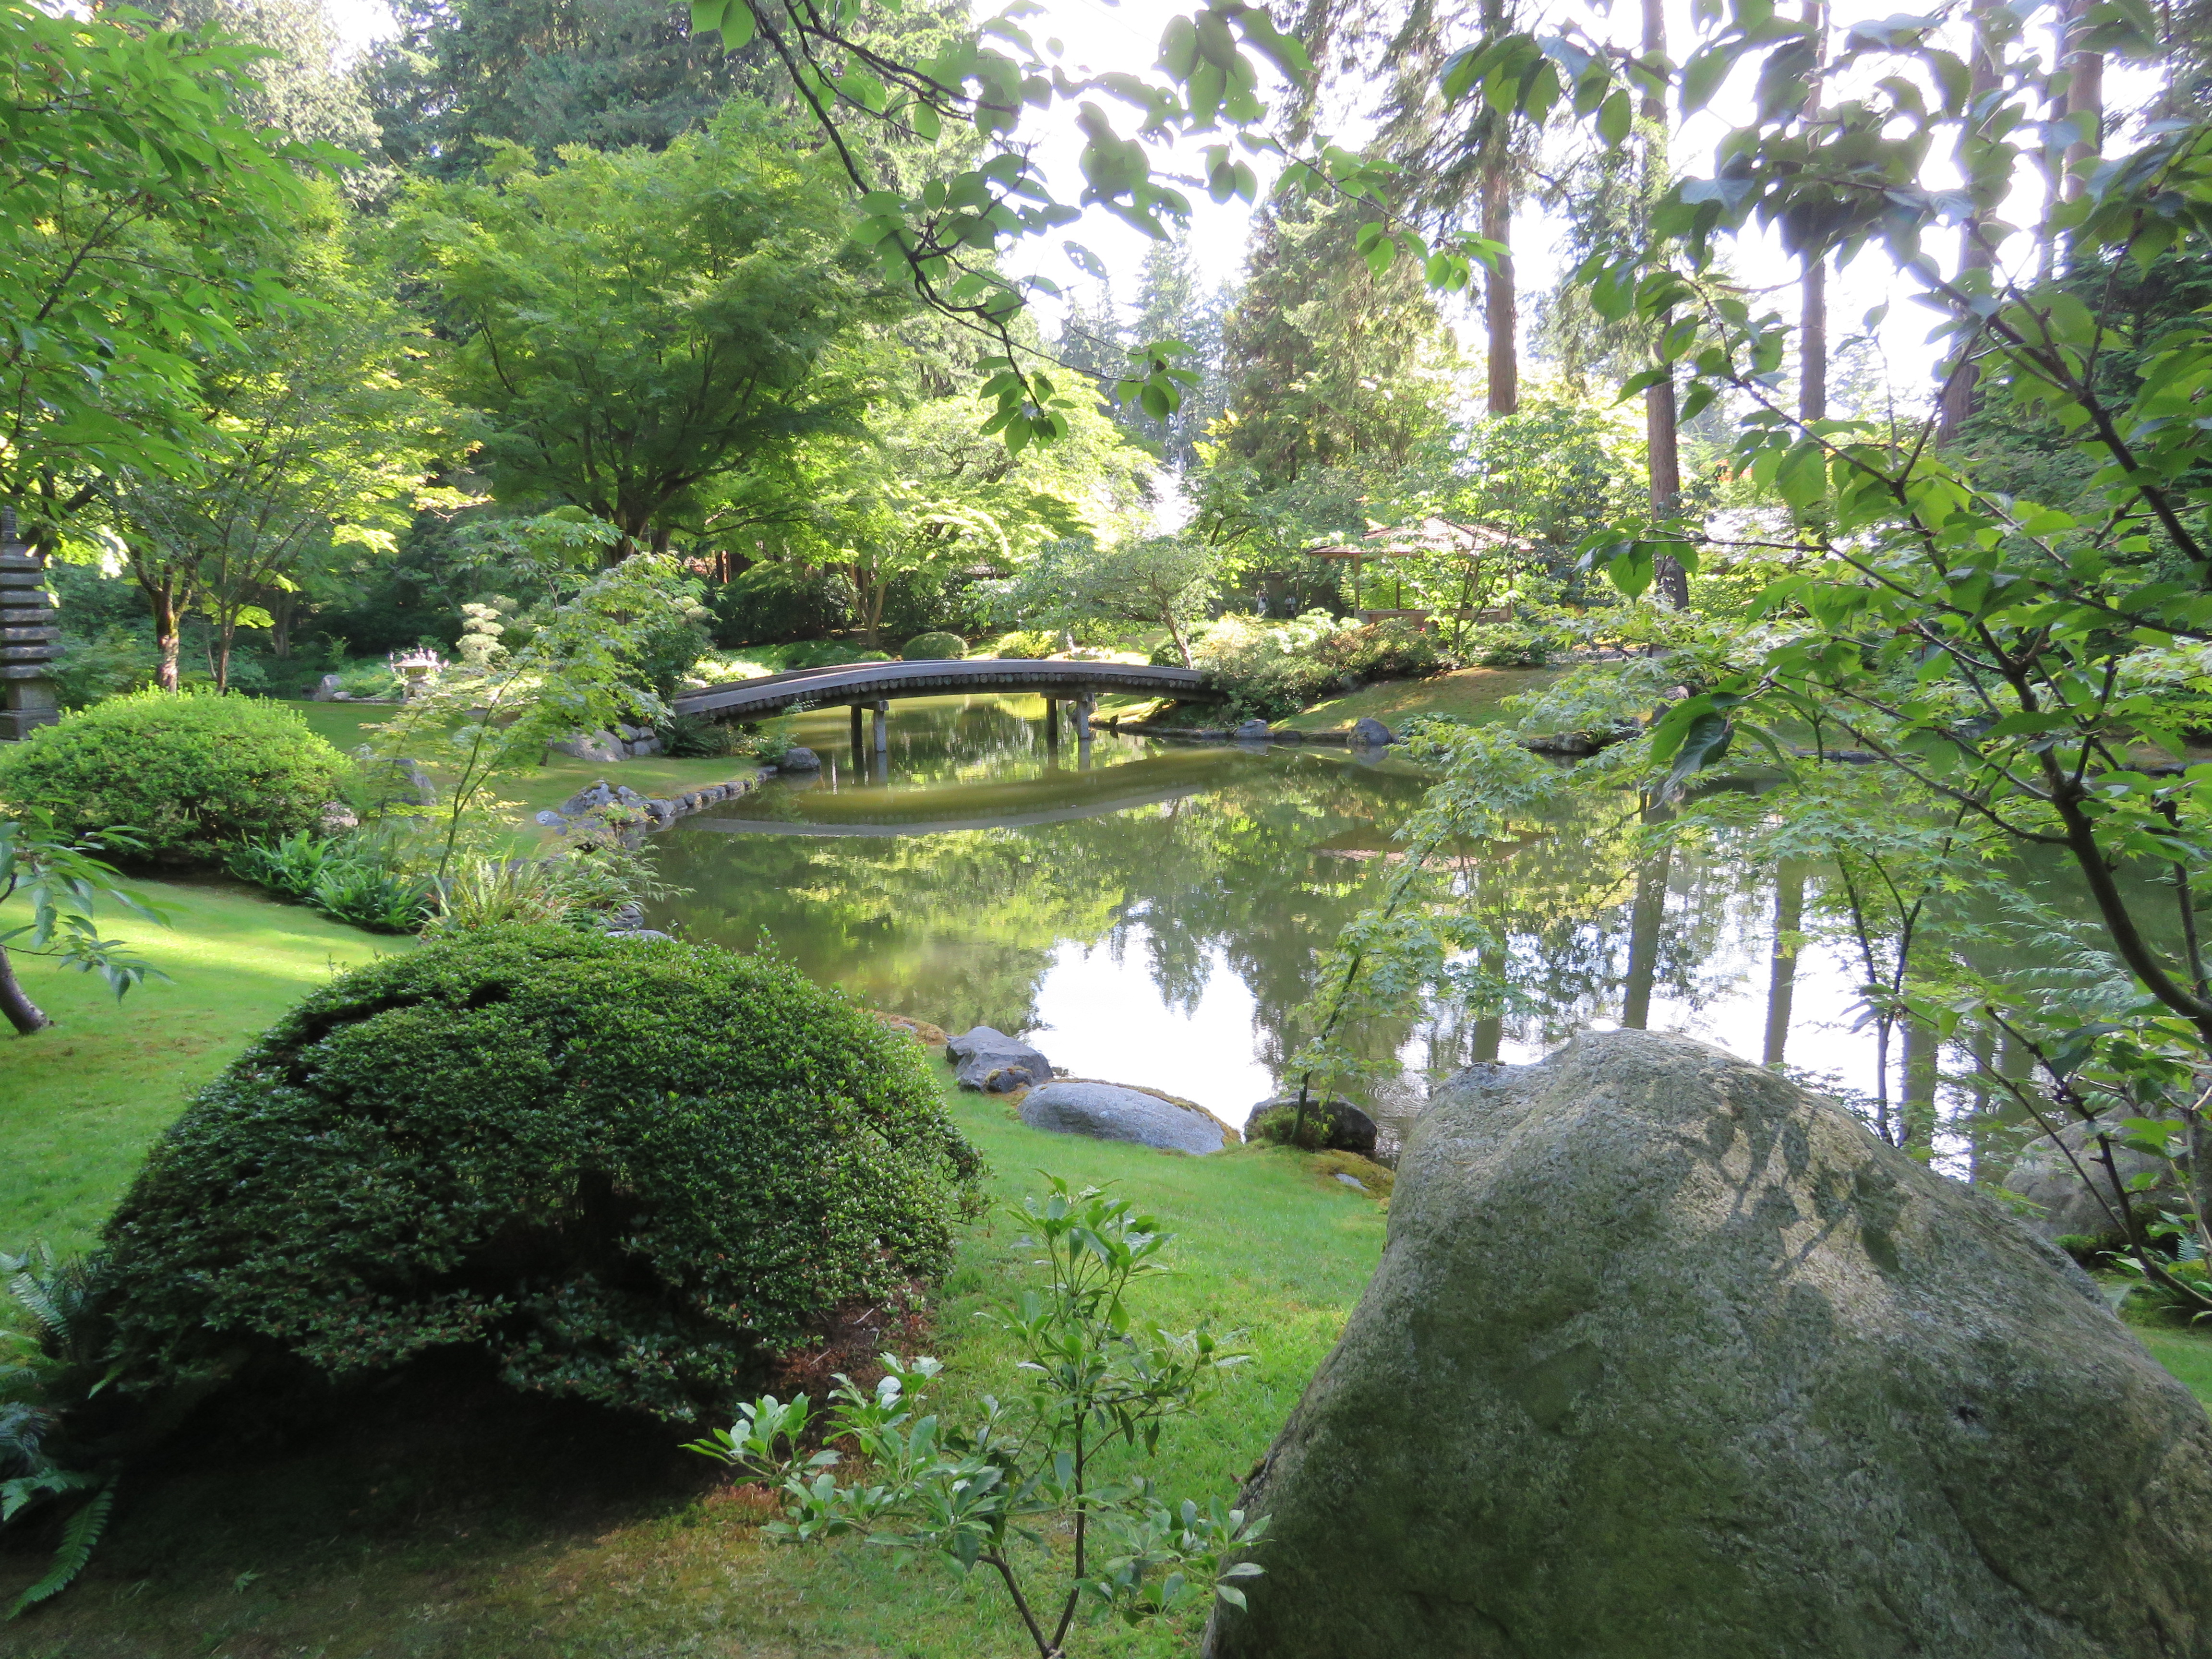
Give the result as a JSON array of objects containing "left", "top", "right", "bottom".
[
  {"left": 691, "top": 1178, "right": 1264, "bottom": 1658},
  {"left": 0, "top": 692, "right": 349, "bottom": 866},
  {"left": 98, "top": 927, "right": 983, "bottom": 1423},
  {"left": 225, "top": 828, "right": 436, "bottom": 934}
]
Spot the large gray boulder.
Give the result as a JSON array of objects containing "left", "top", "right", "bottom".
[
  {"left": 1205, "top": 1029, "right": 2212, "bottom": 1659},
  {"left": 1020, "top": 1081, "right": 1233, "bottom": 1154},
  {"left": 947, "top": 1025, "right": 1053, "bottom": 1092},
  {"left": 549, "top": 729, "right": 625, "bottom": 764},
  {"left": 2005, "top": 1114, "right": 2190, "bottom": 1243}
]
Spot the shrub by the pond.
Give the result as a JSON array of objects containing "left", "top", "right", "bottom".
[
  {"left": 901, "top": 631, "right": 966, "bottom": 660},
  {"left": 0, "top": 690, "right": 348, "bottom": 865},
  {"left": 99, "top": 927, "right": 985, "bottom": 1422}
]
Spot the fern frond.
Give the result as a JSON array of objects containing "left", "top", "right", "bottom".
[
  {"left": 1, "top": 1466, "right": 96, "bottom": 1522},
  {"left": 6, "top": 1479, "right": 113, "bottom": 1617}
]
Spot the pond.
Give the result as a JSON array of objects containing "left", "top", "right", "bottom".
[{"left": 644, "top": 690, "right": 2060, "bottom": 1164}]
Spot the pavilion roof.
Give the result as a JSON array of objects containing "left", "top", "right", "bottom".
[{"left": 1303, "top": 516, "right": 1532, "bottom": 560}]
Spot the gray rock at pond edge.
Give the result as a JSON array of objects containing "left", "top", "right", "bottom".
[
  {"left": 946, "top": 1026, "right": 1053, "bottom": 1092},
  {"left": 2004, "top": 1114, "right": 2190, "bottom": 1242},
  {"left": 778, "top": 746, "right": 822, "bottom": 772},
  {"left": 1019, "top": 1081, "right": 1232, "bottom": 1155},
  {"left": 1350, "top": 716, "right": 1395, "bottom": 746},
  {"left": 1248, "top": 1093, "right": 1379, "bottom": 1155},
  {"left": 1234, "top": 718, "right": 1273, "bottom": 741},
  {"left": 557, "top": 780, "right": 614, "bottom": 816},
  {"left": 1202, "top": 1028, "right": 2212, "bottom": 1659},
  {"left": 550, "top": 729, "right": 625, "bottom": 764},
  {"left": 310, "top": 673, "right": 344, "bottom": 701}
]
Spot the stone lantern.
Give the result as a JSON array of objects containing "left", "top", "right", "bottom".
[{"left": 0, "top": 508, "right": 60, "bottom": 741}]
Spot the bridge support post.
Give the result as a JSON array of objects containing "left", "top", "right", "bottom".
[
  {"left": 850, "top": 704, "right": 863, "bottom": 756},
  {"left": 1075, "top": 691, "right": 1094, "bottom": 768},
  {"left": 872, "top": 699, "right": 889, "bottom": 752},
  {"left": 1043, "top": 696, "right": 1059, "bottom": 755}
]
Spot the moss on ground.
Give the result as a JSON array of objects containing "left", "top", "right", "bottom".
[{"left": 1278, "top": 665, "right": 1561, "bottom": 733}]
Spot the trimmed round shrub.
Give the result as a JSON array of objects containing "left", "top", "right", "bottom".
[
  {"left": 101, "top": 927, "right": 985, "bottom": 1421},
  {"left": 0, "top": 690, "right": 348, "bottom": 865},
  {"left": 901, "top": 631, "right": 966, "bottom": 661}
]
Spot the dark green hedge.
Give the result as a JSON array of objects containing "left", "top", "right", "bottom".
[
  {"left": 0, "top": 690, "right": 348, "bottom": 864},
  {"left": 101, "top": 927, "right": 984, "bottom": 1421}
]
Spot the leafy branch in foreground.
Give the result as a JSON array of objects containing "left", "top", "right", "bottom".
[
  {"left": 0, "top": 817, "right": 168, "bottom": 1037},
  {"left": 687, "top": 1178, "right": 1263, "bottom": 1658}
]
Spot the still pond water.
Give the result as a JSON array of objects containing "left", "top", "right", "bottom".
[{"left": 645, "top": 692, "right": 1999, "bottom": 1155}]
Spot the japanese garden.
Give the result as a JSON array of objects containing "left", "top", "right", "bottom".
[{"left": 3, "top": 0, "right": 2212, "bottom": 1650}]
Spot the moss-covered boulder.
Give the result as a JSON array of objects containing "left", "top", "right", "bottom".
[{"left": 1205, "top": 1030, "right": 2212, "bottom": 1659}]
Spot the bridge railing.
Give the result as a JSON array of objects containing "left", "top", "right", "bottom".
[{"left": 672, "top": 657, "right": 1215, "bottom": 721}]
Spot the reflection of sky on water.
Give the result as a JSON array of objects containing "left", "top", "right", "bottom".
[{"left": 654, "top": 692, "right": 2009, "bottom": 1160}]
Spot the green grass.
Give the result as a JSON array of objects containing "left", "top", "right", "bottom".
[
  {"left": 1279, "top": 665, "right": 1562, "bottom": 733},
  {"left": 2128, "top": 1319, "right": 2212, "bottom": 1402},
  {"left": 0, "top": 879, "right": 407, "bottom": 1254},
  {"left": 274, "top": 698, "right": 773, "bottom": 845},
  {"left": 0, "top": 1055, "right": 1388, "bottom": 1659},
  {"left": 6, "top": 829, "right": 2211, "bottom": 1656}
]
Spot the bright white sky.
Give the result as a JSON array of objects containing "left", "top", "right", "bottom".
[{"left": 322, "top": 0, "right": 2157, "bottom": 408}]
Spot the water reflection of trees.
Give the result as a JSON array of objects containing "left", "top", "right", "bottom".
[{"left": 649, "top": 751, "right": 1438, "bottom": 1049}]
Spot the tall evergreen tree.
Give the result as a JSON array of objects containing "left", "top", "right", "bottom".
[
  {"left": 1218, "top": 193, "right": 1455, "bottom": 487},
  {"left": 361, "top": 0, "right": 776, "bottom": 176}
]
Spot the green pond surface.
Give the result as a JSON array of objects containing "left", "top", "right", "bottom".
[{"left": 648, "top": 690, "right": 1916, "bottom": 1148}]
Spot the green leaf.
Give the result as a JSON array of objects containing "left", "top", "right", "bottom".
[{"left": 1596, "top": 88, "right": 1632, "bottom": 148}]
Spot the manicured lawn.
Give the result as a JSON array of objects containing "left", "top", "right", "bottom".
[
  {"left": 1280, "top": 664, "right": 1562, "bottom": 733},
  {"left": 0, "top": 1053, "right": 1390, "bottom": 1659},
  {"left": 277, "top": 698, "right": 771, "bottom": 844},
  {"left": 2131, "top": 1322, "right": 2212, "bottom": 1403},
  {"left": 6, "top": 853, "right": 2208, "bottom": 1657},
  {"left": 0, "top": 879, "right": 408, "bottom": 1254}
]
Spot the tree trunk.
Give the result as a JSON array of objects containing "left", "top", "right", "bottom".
[
  {"left": 215, "top": 615, "right": 236, "bottom": 695},
  {"left": 148, "top": 578, "right": 181, "bottom": 691},
  {"left": 1799, "top": 0, "right": 1828, "bottom": 426},
  {"left": 269, "top": 589, "right": 297, "bottom": 659},
  {"left": 1640, "top": 0, "right": 1688, "bottom": 610},
  {"left": 1166, "top": 610, "right": 1193, "bottom": 668},
  {"left": 1936, "top": 3, "right": 2000, "bottom": 446},
  {"left": 0, "top": 944, "right": 52, "bottom": 1035},
  {"left": 2061, "top": 0, "right": 2103, "bottom": 204},
  {"left": 1902, "top": 1017, "right": 1940, "bottom": 1157},
  {"left": 1623, "top": 805, "right": 1672, "bottom": 1030},
  {"left": 1762, "top": 858, "right": 1807, "bottom": 1066},
  {"left": 1481, "top": 163, "right": 1517, "bottom": 417},
  {"left": 1799, "top": 257, "right": 1827, "bottom": 423}
]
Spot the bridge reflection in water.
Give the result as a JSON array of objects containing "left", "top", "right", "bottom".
[{"left": 689, "top": 748, "right": 1232, "bottom": 837}]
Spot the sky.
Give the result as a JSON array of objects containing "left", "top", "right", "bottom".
[{"left": 319, "top": 0, "right": 2154, "bottom": 408}]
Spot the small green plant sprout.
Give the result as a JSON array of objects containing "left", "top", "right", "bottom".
[
  {"left": 686, "top": 1178, "right": 1267, "bottom": 1658},
  {"left": 0, "top": 817, "right": 168, "bottom": 1036}
]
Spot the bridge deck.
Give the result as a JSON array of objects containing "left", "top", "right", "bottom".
[{"left": 671, "top": 657, "right": 1216, "bottom": 722}]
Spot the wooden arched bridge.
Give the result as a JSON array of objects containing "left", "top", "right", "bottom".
[{"left": 670, "top": 657, "right": 1217, "bottom": 750}]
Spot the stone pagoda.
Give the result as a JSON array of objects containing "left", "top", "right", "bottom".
[{"left": 0, "top": 508, "right": 61, "bottom": 740}]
